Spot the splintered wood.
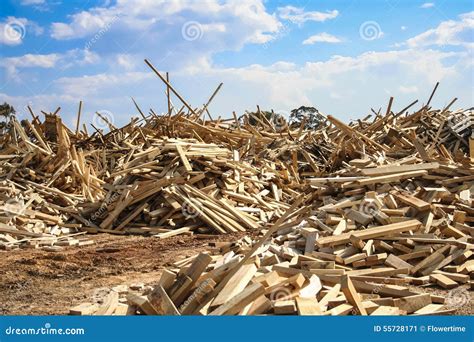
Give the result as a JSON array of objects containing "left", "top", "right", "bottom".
[
  {"left": 71, "top": 204, "right": 472, "bottom": 316},
  {"left": 0, "top": 59, "right": 472, "bottom": 314}
]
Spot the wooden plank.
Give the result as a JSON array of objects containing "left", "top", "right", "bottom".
[
  {"left": 209, "top": 283, "right": 265, "bottom": 315},
  {"left": 273, "top": 300, "right": 297, "bottom": 315},
  {"left": 296, "top": 297, "right": 322, "bottom": 315},
  {"left": 95, "top": 291, "right": 119, "bottom": 315},
  {"left": 176, "top": 145, "right": 193, "bottom": 172},
  {"left": 341, "top": 275, "right": 367, "bottom": 315},
  {"left": 371, "top": 306, "right": 400, "bottom": 315},
  {"left": 126, "top": 293, "right": 159, "bottom": 315},
  {"left": 361, "top": 162, "right": 439, "bottom": 176},
  {"left": 394, "top": 193, "right": 430, "bottom": 211},
  {"left": 316, "top": 220, "right": 421, "bottom": 247},
  {"left": 69, "top": 303, "right": 98, "bottom": 315},
  {"left": 393, "top": 294, "right": 431, "bottom": 313},
  {"left": 410, "top": 245, "right": 450, "bottom": 275},
  {"left": 211, "top": 263, "right": 257, "bottom": 308},
  {"left": 385, "top": 254, "right": 413, "bottom": 269},
  {"left": 429, "top": 274, "right": 458, "bottom": 289}
]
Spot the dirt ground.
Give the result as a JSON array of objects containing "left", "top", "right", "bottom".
[
  {"left": 0, "top": 233, "right": 243, "bottom": 315},
  {"left": 0, "top": 233, "right": 472, "bottom": 315}
]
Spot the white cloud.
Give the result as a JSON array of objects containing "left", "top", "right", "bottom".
[
  {"left": 406, "top": 11, "right": 474, "bottom": 49},
  {"left": 401, "top": 26, "right": 407, "bottom": 31},
  {"left": 303, "top": 33, "right": 342, "bottom": 45},
  {"left": 189, "top": 47, "right": 467, "bottom": 118},
  {"left": 20, "top": 0, "right": 45, "bottom": 5},
  {"left": 0, "top": 49, "right": 98, "bottom": 81},
  {"left": 0, "top": 53, "right": 60, "bottom": 79},
  {"left": 1, "top": 6, "right": 472, "bottom": 129},
  {"left": 80, "top": 49, "right": 100, "bottom": 65},
  {"left": 116, "top": 54, "right": 137, "bottom": 70},
  {"left": 49, "top": 0, "right": 281, "bottom": 70},
  {"left": 399, "top": 85, "right": 419, "bottom": 93},
  {"left": 9, "top": 47, "right": 463, "bottom": 127},
  {"left": 1, "top": 54, "right": 59, "bottom": 69},
  {"left": 420, "top": 3, "right": 435, "bottom": 9},
  {"left": 0, "top": 17, "right": 43, "bottom": 46},
  {"left": 278, "top": 6, "right": 338, "bottom": 25},
  {"left": 54, "top": 72, "right": 153, "bottom": 97}
]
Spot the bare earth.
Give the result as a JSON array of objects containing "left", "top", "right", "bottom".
[
  {"left": 0, "top": 233, "right": 243, "bottom": 315},
  {"left": 0, "top": 233, "right": 472, "bottom": 315}
]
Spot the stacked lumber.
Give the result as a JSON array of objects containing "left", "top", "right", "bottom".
[
  {"left": 1, "top": 61, "right": 473, "bottom": 253},
  {"left": 70, "top": 208, "right": 472, "bottom": 316},
  {"left": 0, "top": 180, "right": 93, "bottom": 250}
]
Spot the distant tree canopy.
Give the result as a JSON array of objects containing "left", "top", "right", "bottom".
[
  {"left": 239, "top": 109, "right": 286, "bottom": 128},
  {"left": 289, "top": 106, "right": 327, "bottom": 130},
  {"left": 0, "top": 102, "right": 16, "bottom": 134},
  {"left": 239, "top": 106, "right": 327, "bottom": 131},
  {"left": 0, "top": 102, "right": 16, "bottom": 120}
]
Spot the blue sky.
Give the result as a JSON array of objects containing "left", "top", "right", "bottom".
[{"left": 0, "top": 0, "right": 473, "bottom": 129}]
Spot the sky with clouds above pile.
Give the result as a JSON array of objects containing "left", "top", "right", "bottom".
[{"left": 0, "top": 0, "right": 473, "bottom": 128}]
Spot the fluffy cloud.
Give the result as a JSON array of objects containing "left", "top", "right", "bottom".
[
  {"left": 0, "top": 49, "right": 99, "bottom": 81},
  {"left": 54, "top": 72, "right": 153, "bottom": 97},
  {"left": 0, "top": 17, "right": 43, "bottom": 46},
  {"left": 278, "top": 6, "right": 338, "bottom": 24},
  {"left": 0, "top": 53, "right": 59, "bottom": 80},
  {"left": 49, "top": 0, "right": 281, "bottom": 70},
  {"left": 407, "top": 11, "right": 473, "bottom": 49},
  {"left": 20, "top": 0, "right": 45, "bottom": 5},
  {"left": 399, "top": 85, "right": 419, "bottom": 94},
  {"left": 193, "top": 48, "right": 465, "bottom": 116},
  {"left": 7, "top": 46, "right": 465, "bottom": 127},
  {"left": 303, "top": 33, "right": 342, "bottom": 45},
  {"left": 2, "top": 5, "right": 472, "bottom": 129},
  {"left": 420, "top": 3, "right": 435, "bottom": 9}
]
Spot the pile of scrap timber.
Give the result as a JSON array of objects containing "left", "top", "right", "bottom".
[
  {"left": 69, "top": 192, "right": 473, "bottom": 316},
  {"left": 0, "top": 60, "right": 473, "bottom": 253}
]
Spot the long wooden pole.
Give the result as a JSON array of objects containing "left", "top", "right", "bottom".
[
  {"left": 144, "top": 59, "right": 197, "bottom": 116},
  {"left": 200, "top": 82, "right": 223, "bottom": 121},
  {"left": 166, "top": 72, "right": 171, "bottom": 116},
  {"left": 75, "top": 101, "right": 82, "bottom": 136}
]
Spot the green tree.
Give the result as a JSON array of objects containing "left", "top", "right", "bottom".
[
  {"left": 0, "top": 102, "right": 16, "bottom": 135},
  {"left": 0, "top": 102, "right": 16, "bottom": 121}
]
